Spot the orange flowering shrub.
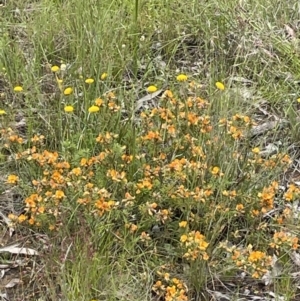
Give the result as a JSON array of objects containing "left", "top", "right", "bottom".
[{"left": 2, "top": 76, "right": 298, "bottom": 300}]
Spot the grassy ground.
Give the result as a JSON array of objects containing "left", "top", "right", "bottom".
[{"left": 1, "top": 0, "right": 300, "bottom": 300}]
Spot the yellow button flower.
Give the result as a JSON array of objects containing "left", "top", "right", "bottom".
[
  {"left": 215, "top": 81, "right": 225, "bottom": 90},
  {"left": 100, "top": 73, "right": 108, "bottom": 80},
  {"left": 0, "top": 109, "right": 6, "bottom": 115},
  {"left": 51, "top": 65, "right": 60, "bottom": 72},
  {"left": 63, "top": 87, "right": 73, "bottom": 95},
  {"left": 85, "top": 78, "right": 94, "bottom": 84},
  {"left": 64, "top": 105, "right": 74, "bottom": 113},
  {"left": 88, "top": 105, "right": 100, "bottom": 113},
  {"left": 146, "top": 85, "right": 158, "bottom": 93},
  {"left": 13, "top": 86, "right": 23, "bottom": 92},
  {"left": 176, "top": 74, "right": 188, "bottom": 82}
]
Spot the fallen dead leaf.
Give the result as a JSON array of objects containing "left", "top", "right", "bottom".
[
  {"left": 135, "top": 89, "right": 164, "bottom": 112},
  {"left": 5, "top": 278, "right": 22, "bottom": 288},
  {"left": 284, "top": 24, "right": 296, "bottom": 40},
  {"left": 290, "top": 251, "right": 300, "bottom": 267},
  {"left": 0, "top": 244, "right": 39, "bottom": 256}
]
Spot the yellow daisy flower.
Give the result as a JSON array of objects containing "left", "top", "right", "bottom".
[
  {"left": 63, "top": 87, "right": 73, "bottom": 95},
  {"left": 64, "top": 105, "right": 74, "bottom": 113},
  {"left": 100, "top": 73, "right": 108, "bottom": 80},
  {"left": 85, "top": 78, "right": 94, "bottom": 84},
  {"left": 51, "top": 65, "right": 60, "bottom": 72},
  {"left": 146, "top": 85, "right": 158, "bottom": 93},
  {"left": 215, "top": 81, "right": 225, "bottom": 90},
  {"left": 176, "top": 74, "right": 188, "bottom": 82},
  {"left": 88, "top": 105, "right": 100, "bottom": 113},
  {"left": 13, "top": 86, "right": 23, "bottom": 92}
]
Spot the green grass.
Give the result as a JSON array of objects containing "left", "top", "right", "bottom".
[{"left": 1, "top": 0, "right": 300, "bottom": 300}]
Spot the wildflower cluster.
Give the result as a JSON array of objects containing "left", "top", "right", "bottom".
[
  {"left": 219, "top": 113, "right": 254, "bottom": 140},
  {"left": 180, "top": 231, "right": 209, "bottom": 261},
  {"left": 1, "top": 72, "right": 297, "bottom": 301},
  {"left": 283, "top": 183, "right": 300, "bottom": 201},
  {"left": 9, "top": 142, "right": 121, "bottom": 228},
  {"left": 1, "top": 128, "right": 24, "bottom": 147},
  {"left": 152, "top": 270, "right": 188, "bottom": 301},
  {"left": 269, "top": 231, "right": 299, "bottom": 252},
  {"left": 257, "top": 181, "right": 278, "bottom": 214},
  {"left": 220, "top": 242, "right": 273, "bottom": 279},
  {"left": 48, "top": 63, "right": 110, "bottom": 115}
]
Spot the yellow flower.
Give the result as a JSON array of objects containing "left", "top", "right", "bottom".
[
  {"left": 88, "top": 105, "right": 100, "bottom": 113},
  {"left": 215, "top": 81, "right": 225, "bottom": 90},
  {"left": 64, "top": 105, "right": 74, "bottom": 113},
  {"left": 95, "top": 98, "right": 104, "bottom": 106},
  {"left": 297, "top": 98, "right": 300, "bottom": 103},
  {"left": 236, "top": 204, "right": 244, "bottom": 211},
  {"left": 146, "top": 85, "right": 158, "bottom": 93},
  {"left": 49, "top": 225, "right": 56, "bottom": 231},
  {"left": 55, "top": 190, "right": 65, "bottom": 199},
  {"left": 7, "top": 174, "right": 19, "bottom": 184},
  {"left": 28, "top": 218, "right": 35, "bottom": 225},
  {"left": 18, "top": 214, "right": 27, "bottom": 223},
  {"left": 13, "top": 86, "right": 23, "bottom": 92},
  {"left": 252, "top": 147, "right": 260, "bottom": 154},
  {"left": 71, "top": 167, "right": 82, "bottom": 176},
  {"left": 8, "top": 214, "right": 18, "bottom": 221},
  {"left": 179, "top": 221, "right": 187, "bottom": 228},
  {"left": 51, "top": 65, "right": 60, "bottom": 72},
  {"left": 176, "top": 74, "right": 188, "bottom": 82},
  {"left": 248, "top": 251, "right": 265, "bottom": 262},
  {"left": 64, "top": 87, "right": 73, "bottom": 95},
  {"left": 130, "top": 223, "right": 138, "bottom": 233},
  {"left": 0, "top": 109, "right": 6, "bottom": 115},
  {"left": 85, "top": 78, "right": 94, "bottom": 84},
  {"left": 211, "top": 166, "right": 220, "bottom": 175},
  {"left": 100, "top": 73, "right": 108, "bottom": 80},
  {"left": 180, "top": 234, "right": 188, "bottom": 242}
]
